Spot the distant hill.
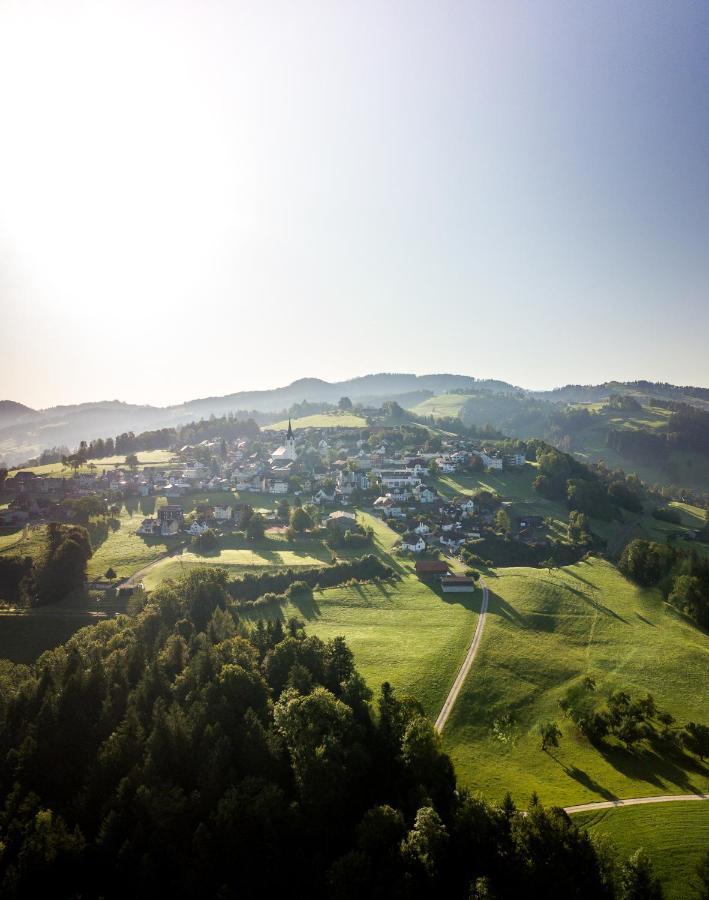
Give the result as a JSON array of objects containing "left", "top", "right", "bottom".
[
  {"left": 1, "top": 373, "right": 707, "bottom": 467},
  {"left": 0, "top": 400, "right": 35, "bottom": 422}
]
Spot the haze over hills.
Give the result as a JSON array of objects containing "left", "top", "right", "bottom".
[{"left": 1, "top": 372, "right": 708, "bottom": 467}]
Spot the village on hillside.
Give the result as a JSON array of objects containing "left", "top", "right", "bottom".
[{"left": 0, "top": 419, "right": 537, "bottom": 569}]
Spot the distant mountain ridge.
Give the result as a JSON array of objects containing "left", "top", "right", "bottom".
[{"left": 1, "top": 373, "right": 707, "bottom": 466}]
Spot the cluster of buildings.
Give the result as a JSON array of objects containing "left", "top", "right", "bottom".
[{"left": 1, "top": 423, "right": 529, "bottom": 551}]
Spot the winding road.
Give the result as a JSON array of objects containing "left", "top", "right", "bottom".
[{"left": 434, "top": 581, "right": 489, "bottom": 734}]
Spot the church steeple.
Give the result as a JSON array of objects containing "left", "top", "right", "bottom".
[{"left": 286, "top": 419, "right": 293, "bottom": 440}]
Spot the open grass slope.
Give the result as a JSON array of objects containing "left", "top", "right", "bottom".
[
  {"left": 573, "top": 802, "right": 709, "bottom": 900},
  {"left": 408, "top": 393, "right": 473, "bottom": 419},
  {"left": 11, "top": 449, "right": 177, "bottom": 476},
  {"left": 442, "top": 559, "right": 709, "bottom": 807},
  {"left": 241, "top": 511, "right": 482, "bottom": 717},
  {"left": 86, "top": 509, "right": 182, "bottom": 581},
  {"left": 264, "top": 412, "right": 368, "bottom": 430}
]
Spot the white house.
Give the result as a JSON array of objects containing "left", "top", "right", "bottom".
[
  {"left": 414, "top": 522, "right": 431, "bottom": 535},
  {"left": 262, "top": 476, "right": 289, "bottom": 495},
  {"left": 137, "top": 517, "right": 158, "bottom": 536},
  {"left": 378, "top": 469, "right": 421, "bottom": 489},
  {"left": 213, "top": 505, "right": 233, "bottom": 521},
  {"left": 187, "top": 520, "right": 210, "bottom": 536},
  {"left": 475, "top": 449, "right": 504, "bottom": 470},
  {"left": 439, "top": 534, "right": 464, "bottom": 548},
  {"left": 337, "top": 469, "right": 369, "bottom": 495},
  {"left": 413, "top": 484, "right": 437, "bottom": 504},
  {"left": 401, "top": 533, "right": 426, "bottom": 553}
]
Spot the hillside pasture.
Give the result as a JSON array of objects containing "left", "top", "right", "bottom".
[
  {"left": 443, "top": 559, "right": 709, "bottom": 807},
  {"left": 264, "top": 413, "right": 367, "bottom": 430},
  {"left": 408, "top": 393, "right": 473, "bottom": 419},
  {"left": 11, "top": 449, "right": 177, "bottom": 476}
]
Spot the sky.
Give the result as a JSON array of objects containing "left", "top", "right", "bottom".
[{"left": 1, "top": 0, "right": 708, "bottom": 409}]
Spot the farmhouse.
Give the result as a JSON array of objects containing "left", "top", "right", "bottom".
[
  {"left": 415, "top": 560, "right": 450, "bottom": 578},
  {"left": 440, "top": 575, "right": 476, "bottom": 593},
  {"left": 326, "top": 510, "right": 358, "bottom": 532},
  {"left": 212, "top": 505, "right": 233, "bottom": 521}
]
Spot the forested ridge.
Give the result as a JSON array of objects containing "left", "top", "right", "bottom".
[{"left": 0, "top": 569, "right": 665, "bottom": 898}]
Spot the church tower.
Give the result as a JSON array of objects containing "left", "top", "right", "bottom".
[{"left": 285, "top": 419, "right": 296, "bottom": 460}]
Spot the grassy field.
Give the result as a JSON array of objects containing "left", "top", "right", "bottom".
[
  {"left": 86, "top": 510, "right": 182, "bottom": 580},
  {"left": 238, "top": 511, "right": 481, "bottom": 717},
  {"left": 408, "top": 393, "right": 473, "bottom": 419},
  {"left": 264, "top": 413, "right": 368, "bottom": 430},
  {"left": 443, "top": 559, "right": 709, "bottom": 807},
  {"left": 573, "top": 802, "right": 709, "bottom": 900},
  {"left": 0, "top": 525, "right": 48, "bottom": 563},
  {"left": 11, "top": 449, "right": 177, "bottom": 476}
]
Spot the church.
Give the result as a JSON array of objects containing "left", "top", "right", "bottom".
[{"left": 269, "top": 419, "right": 297, "bottom": 463}]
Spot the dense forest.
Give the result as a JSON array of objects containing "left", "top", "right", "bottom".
[{"left": 0, "top": 569, "right": 665, "bottom": 898}]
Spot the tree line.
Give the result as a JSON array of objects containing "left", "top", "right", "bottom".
[
  {"left": 0, "top": 523, "right": 92, "bottom": 607},
  {"left": 619, "top": 538, "right": 709, "bottom": 628}
]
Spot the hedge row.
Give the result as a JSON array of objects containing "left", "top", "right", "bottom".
[{"left": 227, "top": 554, "right": 393, "bottom": 602}]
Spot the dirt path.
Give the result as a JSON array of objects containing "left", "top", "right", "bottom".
[
  {"left": 564, "top": 793, "right": 709, "bottom": 815},
  {"left": 123, "top": 541, "right": 187, "bottom": 587},
  {"left": 434, "top": 582, "right": 489, "bottom": 734}
]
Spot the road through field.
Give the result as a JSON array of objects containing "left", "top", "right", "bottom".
[
  {"left": 565, "top": 793, "right": 709, "bottom": 815},
  {"left": 434, "top": 581, "right": 488, "bottom": 734}
]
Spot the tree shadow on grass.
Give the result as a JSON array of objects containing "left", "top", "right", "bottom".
[
  {"left": 290, "top": 591, "right": 321, "bottom": 620},
  {"left": 562, "top": 583, "right": 629, "bottom": 624},
  {"left": 564, "top": 568, "right": 596, "bottom": 588},
  {"left": 591, "top": 736, "right": 708, "bottom": 794},
  {"left": 486, "top": 590, "right": 526, "bottom": 627},
  {"left": 547, "top": 751, "right": 619, "bottom": 801}
]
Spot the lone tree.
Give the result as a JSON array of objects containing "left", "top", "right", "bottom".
[
  {"left": 125, "top": 453, "right": 139, "bottom": 470},
  {"left": 683, "top": 722, "right": 709, "bottom": 761},
  {"left": 104, "top": 567, "right": 117, "bottom": 583},
  {"left": 290, "top": 506, "right": 313, "bottom": 534},
  {"left": 245, "top": 513, "right": 266, "bottom": 542},
  {"left": 338, "top": 396, "right": 353, "bottom": 411},
  {"left": 540, "top": 556, "right": 557, "bottom": 576},
  {"left": 539, "top": 721, "right": 562, "bottom": 752}
]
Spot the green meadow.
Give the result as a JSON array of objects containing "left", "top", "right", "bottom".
[
  {"left": 442, "top": 560, "right": 709, "bottom": 807},
  {"left": 573, "top": 802, "right": 709, "bottom": 900},
  {"left": 264, "top": 413, "right": 368, "bottom": 430},
  {"left": 11, "top": 448, "right": 177, "bottom": 476},
  {"left": 409, "top": 393, "right": 473, "bottom": 419}
]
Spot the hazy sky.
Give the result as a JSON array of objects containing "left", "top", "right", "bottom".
[{"left": 1, "top": 1, "right": 708, "bottom": 409}]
